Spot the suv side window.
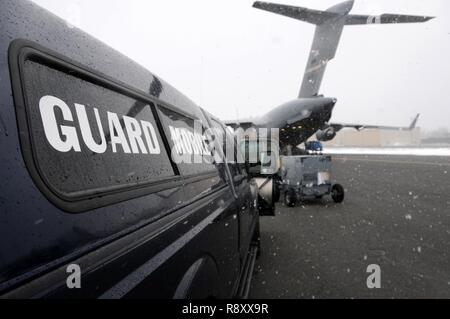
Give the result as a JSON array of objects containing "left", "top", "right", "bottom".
[
  {"left": 229, "top": 131, "right": 248, "bottom": 176},
  {"left": 157, "top": 105, "right": 217, "bottom": 176},
  {"left": 210, "top": 119, "right": 247, "bottom": 180},
  {"left": 20, "top": 59, "right": 175, "bottom": 202}
]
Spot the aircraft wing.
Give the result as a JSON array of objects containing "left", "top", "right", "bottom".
[{"left": 330, "top": 114, "right": 420, "bottom": 132}]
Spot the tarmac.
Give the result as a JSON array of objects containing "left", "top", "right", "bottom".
[{"left": 249, "top": 155, "right": 450, "bottom": 299}]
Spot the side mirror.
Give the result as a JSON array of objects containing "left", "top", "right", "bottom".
[
  {"left": 239, "top": 138, "right": 281, "bottom": 217},
  {"left": 240, "top": 139, "right": 280, "bottom": 178},
  {"left": 260, "top": 151, "right": 280, "bottom": 175},
  {"left": 233, "top": 175, "right": 245, "bottom": 184},
  {"left": 253, "top": 177, "right": 277, "bottom": 216}
]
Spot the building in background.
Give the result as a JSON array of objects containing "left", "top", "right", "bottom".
[
  {"left": 320, "top": 128, "right": 421, "bottom": 147},
  {"left": 421, "top": 128, "right": 450, "bottom": 145}
]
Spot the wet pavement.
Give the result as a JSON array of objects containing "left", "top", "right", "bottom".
[{"left": 250, "top": 155, "right": 450, "bottom": 299}]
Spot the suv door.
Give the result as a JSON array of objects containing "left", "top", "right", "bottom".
[{"left": 207, "top": 118, "right": 258, "bottom": 265}]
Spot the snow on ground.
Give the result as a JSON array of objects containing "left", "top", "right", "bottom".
[{"left": 324, "top": 147, "right": 450, "bottom": 156}]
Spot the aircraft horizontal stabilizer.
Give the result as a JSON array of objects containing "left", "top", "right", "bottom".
[
  {"left": 345, "top": 14, "right": 434, "bottom": 25},
  {"left": 253, "top": 1, "right": 338, "bottom": 25}
]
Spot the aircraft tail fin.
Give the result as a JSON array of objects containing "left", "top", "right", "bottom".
[
  {"left": 254, "top": 1, "right": 354, "bottom": 98},
  {"left": 409, "top": 113, "right": 420, "bottom": 130},
  {"left": 253, "top": 1, "right": 434, "bottom": 98}
]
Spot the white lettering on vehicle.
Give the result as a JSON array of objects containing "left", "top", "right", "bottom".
[
  {"left": 107, "top": 111, "right": 132, "bottom": 154},
  {"left": 39, "top": 95, "right": 161, "bottom": 155},
  {"left": 40, "top": 95, "right": 81, "bottom": 153},
  {"left": 75, "top": 103, "right": 107, "bottom": 154},
  {"left": 168, "top": 124, "right": 214, "bottom": 164},
  {"left": 169, "top": 125, "right": 211, "bottom": 156}
]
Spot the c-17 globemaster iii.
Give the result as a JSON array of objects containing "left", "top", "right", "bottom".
[{"left": 227, "top": 0, "right": 433, "bottom": 153}]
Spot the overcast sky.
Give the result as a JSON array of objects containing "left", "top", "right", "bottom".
[{"left": 30, "top": 0, "right": 450, "bottom": 130}]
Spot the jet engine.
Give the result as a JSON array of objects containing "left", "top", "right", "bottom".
[{"left": 316, "top": 126, "right": 336, "bottom": 141}]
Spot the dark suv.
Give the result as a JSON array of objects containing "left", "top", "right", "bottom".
[{"left": 0, "top": 0, "right": 275, "bottom": 299}]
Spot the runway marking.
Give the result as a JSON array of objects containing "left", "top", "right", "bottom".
[{"left": 335, "top": 157, "right": 450, "bottom": 167}]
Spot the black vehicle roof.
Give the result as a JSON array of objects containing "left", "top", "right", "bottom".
[{"left": 1, "top": 0, "right": 203, "bottom": 119}]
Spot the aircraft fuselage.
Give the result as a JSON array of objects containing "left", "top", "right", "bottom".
[{"left": 256, "top": 97, "right": 337, "bottom": 147}]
